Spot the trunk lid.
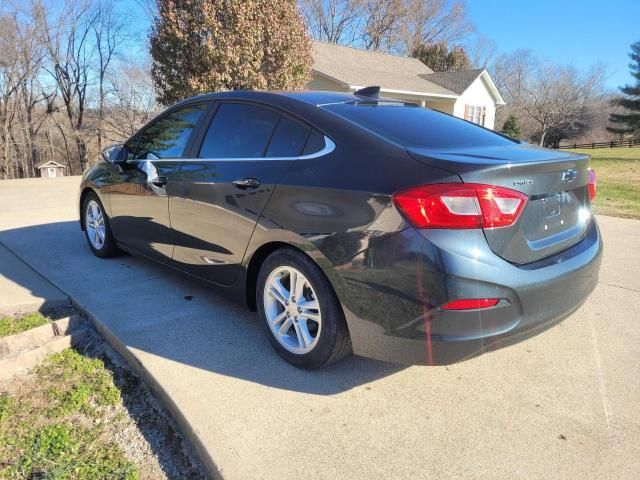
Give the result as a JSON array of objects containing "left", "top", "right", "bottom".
[{"left": 407, "top": 143, "right": 592, "bottom": 264}]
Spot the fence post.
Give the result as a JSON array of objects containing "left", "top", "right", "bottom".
[
  {"left": 611, "top": 140, "right": 614, "bottom": 148},
  {"left": 592, "top": 142, "right": 595, "bottom": 149}
]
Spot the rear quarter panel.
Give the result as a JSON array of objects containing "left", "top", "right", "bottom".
[{"left": 253, "top": 106, "right": 461, "bottom": 267}]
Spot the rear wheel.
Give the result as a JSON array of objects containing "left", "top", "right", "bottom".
[
  {"left": 257, "top": 248, "right": 351, "bottom": 368},
  {"left": 83, "top": 192, "right": 121, "bottom": 258}
]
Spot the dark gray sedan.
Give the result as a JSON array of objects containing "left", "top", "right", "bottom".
[{"left": 79, "top": 89, "right": 602, "bottom": 368}]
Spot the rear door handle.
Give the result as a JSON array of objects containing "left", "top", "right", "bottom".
[
  {"left": 232, "top": 177, "right": 261, "bottom": 190},
  {"left": 151, "top": 176, "right": 168, "bottom": 187}
]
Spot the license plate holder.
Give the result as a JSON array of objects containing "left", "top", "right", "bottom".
[{"left": 542, "top": 194, "right": 562, "bottom": 217}]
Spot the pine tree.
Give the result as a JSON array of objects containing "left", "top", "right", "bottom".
[
  {"left": 149, "top": 0, "right": 313, "bottom": 105},
  {"left": 608, "top": 41, "right": 640, "bottom": 136},
  {"left": 502, "top": 114, "right": 521, "bottom": 139}
]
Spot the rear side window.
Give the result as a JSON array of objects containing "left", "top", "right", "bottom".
[
  {"left": 199, "top": 103, "right": 279, "bottom": 158},
  {"left": 266, "top": 116, "right": 310, "bottom": 157},
  {"left": 323, "top": 102, "right": 516, "bottom": 148},
  {"left": 301, "top": 130, "right": 325, "bottom": 156},
  {"left": 134, "top": 104, "right": 206, "bottom": 159}
]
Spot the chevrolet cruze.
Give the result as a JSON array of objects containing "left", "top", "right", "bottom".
[{"left": 79, "top": 88, "right": 602, "bottom": 368}]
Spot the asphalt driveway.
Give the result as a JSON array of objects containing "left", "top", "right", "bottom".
[{"left": 1, "top": 176, "right": 638, "bottom": 479}]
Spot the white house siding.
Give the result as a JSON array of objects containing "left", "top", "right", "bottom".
[
  {"left": 308, "top": 73, "right": 349, "bottom": 92},
  {"left": 424, "top": 100, "right": 455, "bottom": 115},
  {"left": 308, "top": 72, "right": 498, "bottom": 128},
  {"left": 453, "top": 75, "right": 496, "bottom": 130}
]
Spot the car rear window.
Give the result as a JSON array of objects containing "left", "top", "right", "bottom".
[{"left": 323, "top": 102, "right": 516, "bottom": 148}]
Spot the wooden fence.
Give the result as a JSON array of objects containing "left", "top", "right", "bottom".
[{"left": 557, "top": 138, "right": 640, "bottom": 149}]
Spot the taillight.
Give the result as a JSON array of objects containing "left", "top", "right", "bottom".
[
  {"left": 393, "top": 183, "right": 527, "bottom": 229},
  {"left": 588, "top": 168, "right": 596, "bottom": 201}
]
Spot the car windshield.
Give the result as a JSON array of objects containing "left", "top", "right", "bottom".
[{"left": 323, "top": 101, "right": 517, "bottom": 149}]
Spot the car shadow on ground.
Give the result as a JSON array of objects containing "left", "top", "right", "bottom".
[{"left": 0, "top": 221, "right": 406, "bottom": 396}]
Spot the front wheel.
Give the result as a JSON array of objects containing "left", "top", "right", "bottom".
[
  {"left": 83, "top": 192, "right": 121, "bottom": 258},
  {"left": 257, "top": 248, "right": 351, "bottom": 369}
]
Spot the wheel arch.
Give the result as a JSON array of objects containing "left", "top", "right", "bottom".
[
  {"left": 79, "top": 187, "right": 95, "bottom": 231},
  {"left": 244, "top": 240, "right": 343, "bottom": 312},
  {"left": 244, "top": 241, "right": 294, "bottom": 311}
]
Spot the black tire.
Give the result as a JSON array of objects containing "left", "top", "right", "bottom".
[
  {"left": 82, "top": 191, "right": 121, "bottom": 258},
  {"left": 257, "top": 248, "right": 352, "bottom": 369}
]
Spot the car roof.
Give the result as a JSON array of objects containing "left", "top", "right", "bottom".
[{"left": 174, "top": 90, "right": 413, "bottom": 108}]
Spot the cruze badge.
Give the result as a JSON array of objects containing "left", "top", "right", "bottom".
[{"left": 513, "top": 179, "right": 533, "bottom": 186}]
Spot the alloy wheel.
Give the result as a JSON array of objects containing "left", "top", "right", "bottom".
[
  {"left": 263, "top": 266, "right": 322, "bottom": 354},
  {"left": 85, "top": 199, "right": 106, "bottom": 250}
]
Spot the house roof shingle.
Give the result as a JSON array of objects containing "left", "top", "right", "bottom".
[
  {"left": 421, "top": 69, "right": 485, "bottom": 94},
  {"left": 311, "top": 41, "right": 458, "bottom": 98}
]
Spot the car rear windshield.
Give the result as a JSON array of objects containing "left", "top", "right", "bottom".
[{"left": 323, "top": 101, "right": 517, "bottom": 148}]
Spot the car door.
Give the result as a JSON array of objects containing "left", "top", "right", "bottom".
[
  {"left": 108, "top": 103, "right": 208, "bottom": 263},
  {"left": 170, "top": 101, "right": 312, "bottom": 285}
]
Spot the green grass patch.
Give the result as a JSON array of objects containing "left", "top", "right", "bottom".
[
  {"left": 0, "top": 313, "right": 49, "bottom": 337},
  {"left": 566, "top": 147, "right": 640, "bottom": 219},
  {"left": 0, "top": 349, "right": 138, "bottom": 479}
]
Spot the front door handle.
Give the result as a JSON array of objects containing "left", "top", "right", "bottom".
[
  {"left": 232, "top": 177, "right": 261, "bottom": 190},
  {"left": 151, "top": 176, "right": 168, "bottom": 187}
]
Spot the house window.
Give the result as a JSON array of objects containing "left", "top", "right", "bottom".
[
  {"left": 47, "top": 167, "right": 56, "bottom": 178},
  {"left": 465, "top": 105, "right": 486, "bottom": 126}
]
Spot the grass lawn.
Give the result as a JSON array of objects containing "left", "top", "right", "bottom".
[
  {"left": 0, "top": 313, "right": 49, "bottom": 337},
  {"left": 566, "top": 147, "right": 640, "bottom": 219},
  {"left": 0, "top": 348, "right": 138, "bottom": 479},
  {"left": 0, "top": 340, "right": 203, "bottom": 479}
]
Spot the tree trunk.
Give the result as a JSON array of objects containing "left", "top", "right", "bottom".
[
  {"left": 98, "top": 72, "right": 104, "bottom": 154},
  {"left": 538, "top": 126, "right": 547, "bottom": 147}
]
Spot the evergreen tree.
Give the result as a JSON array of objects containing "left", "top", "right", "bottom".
[
  {"left": 501, "top": 114, "right": 521, "bottom": 139},
  {"left": 150, "top": 0, "right": 313, "bottom": 105},
  {"left": 608, "top": 41, "right": 640, "bottom": 136}
]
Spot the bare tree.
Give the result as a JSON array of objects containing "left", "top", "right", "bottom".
[
  {"left": 360, "top": 0, "right": 407, "bottom": 51},
  {"left": 93, "top": 0, "right": 126, "bottom": 153},
  {"left": 300, "top": 0, "right": 365, "bottom": 44},
  {"left": 492, "top": 50, "right": 606, "bottom": 146},
  {"left": 465, "top": 33, "right": 497, "bottom": 69},
  {"left": 401, "top": 0, "right": 472, "bottom": 54},
  {"left": 0, "top": 0, "right": 154, "bottom": 179},
  {"left": 300, "top": 0, "right": 472, "bottom": 55},
  {"left": 36, "top": 0, "right": 98, "bottom": 173},
  {"left": 15, "top": 9, "right": 51, "bottom": 178},
  {"left": 0, "top": 14, "right": 25, "bottom": 178},
  {"left": 103, "top": 61, "right": 157, "bottom": 141}
]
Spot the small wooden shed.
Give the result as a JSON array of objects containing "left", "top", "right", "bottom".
[{"left": 37, "top": 161, "right": 67, "bottom": 178}]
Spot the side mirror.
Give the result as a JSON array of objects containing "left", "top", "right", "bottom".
[{"left": 101, "top": 144, "right": 126, "bottom": 164}]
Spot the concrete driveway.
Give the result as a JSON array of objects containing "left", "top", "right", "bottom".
[{"left": 1, "top": 176, "right": 639, "bottom": 479}]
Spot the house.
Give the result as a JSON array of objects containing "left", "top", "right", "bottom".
[
  {"left": 309, "top": 41, "right": 505, "bottom": 130},
  {"left": 37, "top": 161, "right": 67, "bottom": 178}
]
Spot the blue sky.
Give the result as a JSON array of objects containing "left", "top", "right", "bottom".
[
  {"left": 120, "top": 0, "right": 638, "bottom": 91},
  {"left": 466, "top": 0, "right": 639, "bottom": 90}
]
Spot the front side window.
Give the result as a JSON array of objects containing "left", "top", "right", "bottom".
[
  {"left": 134, "top": 104, "right": 206, "bottom": 160},
  {"left": 199, "top": 103, "right": 279, "bottom": 158}
]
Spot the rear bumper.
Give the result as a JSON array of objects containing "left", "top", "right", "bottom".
[{"left": 329, "top": 217, "right": 603, "bottom": 365}]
